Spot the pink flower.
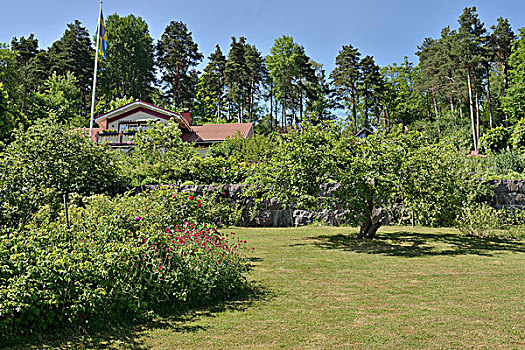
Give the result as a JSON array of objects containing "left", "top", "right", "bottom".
[{"left": 189, "top": 195, "right": 195, "bottom": 200}]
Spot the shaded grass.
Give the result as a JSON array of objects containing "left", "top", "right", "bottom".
[{"left": 14, "top": 225, "right": 525, "bottom": 349}]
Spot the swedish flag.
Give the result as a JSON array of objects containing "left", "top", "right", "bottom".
[{"left": 98, "top": 9, "right": 107, "bottom": 59}]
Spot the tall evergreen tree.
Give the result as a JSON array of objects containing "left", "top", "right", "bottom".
[
  {"left": 244, "top": 43, "right": 266, "bottom": 122},
  {"left": 330, "top": 44, "right": 361, "bottom": 131},
  {"left": 11, "top": 34, "right": 39, "bottom": 111},
  {"left": 48, "top": 21, "right": 94, "bottom": 113},
  {"left": 224, "top": 37, "right": 247, "bottom": 122},
  {"left": 156, "top": 21, "right": 203, "bottom": 110},
  {"left": 223, "top": 37, "right": 265, "bottom": 123},
  {"left": 358, "top": 55, "right": 384, "bottom": 128},
  {"left": 195, "top": 45, "right": 226, "bottom": 122},
  {"left": 305, "top": 61, "right": 336, "bottom": 124},
  {"left": 456, "top": 6, "right": 488, "bottom": 152},
  {"left": 25, "top": 51, "right": 51, "bottom": 93},
  {"left": 491, "top": 17, "right": 515, "bottom": 127}
]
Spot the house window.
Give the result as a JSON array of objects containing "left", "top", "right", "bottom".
[{"left": 118, "top": 119, "right": 159, "bottom": 132}]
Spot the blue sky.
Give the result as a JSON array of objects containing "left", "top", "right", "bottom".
[{"left": 1, "top": 1, "right": 525, "bottom": 73}]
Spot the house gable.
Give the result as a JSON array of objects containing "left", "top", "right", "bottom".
[{"left": 95, "top": 101, "right": 190, "bottom": 131}]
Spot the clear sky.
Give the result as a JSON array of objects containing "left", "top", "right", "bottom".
[{"left": 1, "top": 0, "right": 525, "bottom": 73}]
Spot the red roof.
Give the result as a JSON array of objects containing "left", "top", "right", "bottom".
[{"left": 182, "top": 123, "right": 253, "bottom": 143}]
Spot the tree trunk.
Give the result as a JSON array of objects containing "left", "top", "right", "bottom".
[
  {"left": 351, "top": 84, "right": 357, "bottom": 132},
  {"left": 364, "top": 84, "right": 369, "bottom": 128},
  {"left": 356, "top": 197, "right": 387, "bottom": 239},
  {"left": 486, "top": 68, "right": 493, "bottom": 129},
  {"left": 467, "top": 71, "right": 478, "bottom": 153},
  {"left": 291, "top": 87, "right": 296, "bottom": 126},
  {"left": 238, "top": 103, "right": 242, "bottom": 124},
  {"left": 249, "top": 78, "right": 254, "bottom": 122},
  {"left": 503, "top": 62, "right": 509, "bottom": 128},
  {"left": 299, "top": 75, "right": 303, "bottom": 122},
  {"left": 431, "top": 88, "right": 439, "bottom": 121},
  {"left": 475, "top": 89, "right": 481, "bottom": 146},
  {"left": 282, "top": 80, "right": 287, "bottom": 128},
  {"left": 217, "top": 80, "right": 222, "bottom": 120},
  {"left": 270, "top": 83, "right": 273, "bottom": 122}
]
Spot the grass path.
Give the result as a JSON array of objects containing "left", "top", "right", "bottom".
[{"left": 41, "top": 226, "right": 525, "bottom": 349}]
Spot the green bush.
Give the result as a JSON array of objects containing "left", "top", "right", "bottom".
[
  {"left": 490, "top": 149, "right": 525, "bottom": 175},
  {"left": 455, "top": 203, "right": 525, "bottom": 238},
  {"left": 0, "top": 188, "right": 249, "bottom": 342},
  {"left": 479, "top": 126, "right": 510, "bottom": 154},
  {"left": 0, "top": 120, "right": 127, "bottom": 227},
  {"left": 510, "top": 118, "right": 525, "bottom": 151},
  {"left": 455, "top": 203, "right": 503, "bottom": 237}
]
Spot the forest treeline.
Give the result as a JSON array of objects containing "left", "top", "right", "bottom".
[{"left": 1, "top": 6, "right": 525, "bottom": 150}]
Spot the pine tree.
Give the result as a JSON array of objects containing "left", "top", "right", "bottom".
[
  {"left": 491, "top": 17, "right": 515, "bottom": 127},
  {"left": 358, "top": 55, "right": 384, "bottom": 128},
  {"left": 10, "top": 34, "right": 39, "bottom": 112},
  {"left": 48, "top": 21, "right": 94, "bottom": 113},
  {"left": 195, "top": 45, "right": 226, "bottom": 122},
  {"left": 456, "top": 6, "right": 489, "bottom": 152},
  {"left": 224, "top": 37, "right": 247, "bottom": 122},
  {"left": 330, "top": 44, "right": 361, "bottom": 131},
  {"left": 156, "top": 21, "right": 203, "bottom": 109},
  {"left": 244, "top": 43, "right": 266, "bottom": 122}
]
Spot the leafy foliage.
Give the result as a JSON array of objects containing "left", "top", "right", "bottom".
[
  {"left": 479, "top": 126, "right": 510, "bottom": 154},
  {"left": 509, "top": 117, "right": 525, "bottom": 151},
  {"left": 0, "top": 188, "right": 249, "bottom": 343},
  {"left": 0, "top": 120, "right": 125, "bottom": 227},
  {"left": 246, "top": 123, "right": 489, "bottom": 237},
  {"left": 456, "top": 202, "right": 525, "bottom": 238},
  {"left": 99, "top": 14, "right": 155, "bottom": 101},
  {"left": 123, "top": 120, "right": 195, "bottom": 185}
]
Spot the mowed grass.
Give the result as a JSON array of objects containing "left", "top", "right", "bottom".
[{"left": 32, "top": 226, "right": 525, "bottom": 349}]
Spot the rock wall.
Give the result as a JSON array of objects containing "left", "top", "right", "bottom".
[
  {"left": 175, "top": 183, "right": 351, "bottom": 227},
  {"left": 140, "top": 180, "right": 525, "bottom": 227},
  {"left": 490, "top": 180, "right": 525, "bottom": 209}
]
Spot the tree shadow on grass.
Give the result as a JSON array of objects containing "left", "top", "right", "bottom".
[
  {"left": 308, "top": 231, "right": 525, "bottom": 258},
  {"left": 5, "top": 282, "right": 271, "bottom": 350}
]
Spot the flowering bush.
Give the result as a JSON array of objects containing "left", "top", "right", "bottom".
[{"left": 0, "top": 188, "right": 249, "bottom": 343}]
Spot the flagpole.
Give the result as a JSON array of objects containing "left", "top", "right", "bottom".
[{"left": 89, "top": 1, "right": 103, "bottom": 142}]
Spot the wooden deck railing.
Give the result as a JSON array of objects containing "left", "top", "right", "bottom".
[{"left": 96, "top": 131, "right": 136, "bottom": 146}]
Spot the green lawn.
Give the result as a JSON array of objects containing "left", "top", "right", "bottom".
[{"left": 29, "top": 226, "right": 525, "bottom": 349}]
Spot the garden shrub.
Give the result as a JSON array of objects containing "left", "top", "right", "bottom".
[
  {"left": 455, "top": 203, "right": 503, "bottom": 237},
  {"left": 0, "top": 188, "right": 249, "bottom": 343},
  {"left": 0, "top": 120, "right": 126, "bottom": 228},
  {"left": 122, "top": 120, "right": 196, "bottom": 186},
  {"left": 455, "top": 203, "right": 525, "bottom": 238},
  {"left": 479, "top": 126, "right": 510, "bottom": 154},
  {"left": 510, "top": 118, "right": 525, "bottom": 151},
  {"left": 490, "top": 149, "right": 525, "bottom": 176}
]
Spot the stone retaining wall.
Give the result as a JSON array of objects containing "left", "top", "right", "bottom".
[
  {"left": 490, "top": 180, "right": 525, "bottom": 209},
  {"left": 174, "top": 183, "right": 351, "bottom": 227},
  {"left": 140, "top": 180, "right": 525, "bottom": 227}
]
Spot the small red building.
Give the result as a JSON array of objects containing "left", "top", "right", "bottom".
[{"left": 90, "top": 101, "right": 253, "bottom": 152}]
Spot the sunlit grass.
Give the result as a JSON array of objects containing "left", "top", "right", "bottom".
[{"left": 24, "top": 225, "right": 525, "bottom": 349}]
